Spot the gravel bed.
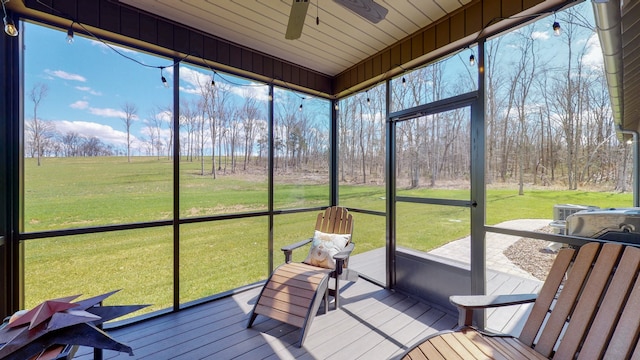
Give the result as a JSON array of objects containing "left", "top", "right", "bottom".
[{"left": 503, "top": 226, "right": 558, "bottom": 280}]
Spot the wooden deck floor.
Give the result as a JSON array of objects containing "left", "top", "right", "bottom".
[
  {"left": 74, "top": 280, "right": 457, "bottom": 360},
  {"left": 73, "top": 249, "right": 542, "bottom": 359}
]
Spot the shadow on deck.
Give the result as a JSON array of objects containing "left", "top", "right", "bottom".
[{"left": 74, "top": 247, "right": 542, "bottom": 359}]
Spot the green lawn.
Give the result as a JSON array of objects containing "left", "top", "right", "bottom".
[{"left": 21, "top": 156, "right": 633, "bottom": 313}]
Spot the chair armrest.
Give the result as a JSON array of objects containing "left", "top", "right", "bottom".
[
  {"left": 333, "top": 243, "right": 355, "bottom": 275},
  {"left": 333, "top": 242, "right": 355, "bottom": 261},
  {"left": 281, "top": 238, "right": 313, "bottom": 263},
  {"left": 450, "top": 294, "right": 537, "bottom": 327}
]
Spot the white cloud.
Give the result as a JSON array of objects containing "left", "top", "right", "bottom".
[
  {"left": 44, "top": 69, "right": 86, "bottom": 82},
  {"left": 179, "top": 67, "right": 213, "bottom": 94},
  {"left": 88, "top": 107, "right": 138, "bottom": 119},
  {"left": 581, "top": 33, "right": 604, "bottom": 70},
  {"left": 70, "top": 100, "right": 89, "bottom": 109},
  {"left": 531, "top": 31, "right": 550, "bottom": 41},
  {"left": 179, "top": 86, "right": 201, "bottom": 95},
  {"left": 75, "top": 86, "right": 102, "bottom": 96},
  {"left": 179, "top": 67, "right": 270, "bottom": 102},
  {"left": 53, "top": 120, "right": 130, "bottom": 146},
  {"left": 230, "top": 83, "right": 270, "bottom": 102},
  {"left": 71, "top": 100, "right": 140, "bottom": 120}
]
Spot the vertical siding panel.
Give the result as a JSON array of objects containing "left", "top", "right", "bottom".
[
  {"left": 400, "top": 38, "right": 412, "bottom": 64},
  {"left": 139, "top": 14, "right": 157, "bottom": 45},
  {"left": 189, "top": 32, "right": 204, "bottom": 60},
  {"left": 483, "top": 0, "right": 501, "bottom": 28},
  {"left": 435, "top": 19, "right": 450, "bottom": 48},
  {"left": 241, "top": 48, "right": 252, "bottom": 71},
  {"left": 77, "top": 1, "right": 99, "bottom": 26},
  {"left": 99, "top": 1, "right": 120, "bottom": 33},
  {"left": 364, "top": 59, "right": 373, "bottom": 80},
  {"left": 372, "top": 55, "right": 382, "bottom": 77},
  {"left": 120, "top": 6, "right": 139, "bottom": 38},
  {"left": 203, "top": 37, "right": 217, "bottom": 62},
  {"left": 423, "top": 26, "right": 436, "bottom": 54},
  {"left": 229, "top": 44, "right": 242, "bottom": 69},
  {"left": 390, "top": 45, "right": 401, "bottom": 71},
  {"left": 380, "top": 50, "right": 391, "bottom": 74},
  {"left": 173, "top": 26, "right": 189, "bottom": 54},
  {"left": 263, "top": 57, "right": 274, "bottom": 79},
  {"left": 502, "top": 0, "right": 524, "bottom": 18},
  {"left": 450, "top": 11, "right": 466, "bottom": 42},
  {"left": 411, "top": 33, "right": 423, "bottom": 60},
  {"left": 466, "top": 2, "right": 483, "bottom": 36}
]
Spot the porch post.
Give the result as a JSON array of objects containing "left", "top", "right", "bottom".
[
  {"left": 0, "top": 11, "right": 24, "bottom": 318},
  {"left": 385, "top": 79, "right": 396, "bottom": 289},
  {"left": 470, "top": 39, "right": 487, "bottom": 329}
]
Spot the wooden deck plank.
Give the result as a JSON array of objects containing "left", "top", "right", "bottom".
[
  {"left": 73, "top": 248, "right": 543, "bottom": 360},
  {"left": 485, "top": 271, "right": 542, "bottom": 335},
  {"left": 354, "top": 302, "right": 450, "bottom": 359},
  {"left": 316, "top": 297, "right": 422, "bottom": 359}
]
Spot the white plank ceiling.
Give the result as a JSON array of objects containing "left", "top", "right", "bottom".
[{"left": 118, "top": 0, "right": 472, "bottom": 76}]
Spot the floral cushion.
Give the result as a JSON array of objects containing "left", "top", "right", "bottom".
[{"left": 303, "top": 230, "right": 351, "bottom": 269}]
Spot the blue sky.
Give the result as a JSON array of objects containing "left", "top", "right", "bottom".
[
  {"left": 24, "top": 22, "right": 175, "bottom": 153},
  {"left": 22, "top": 2, "right": 601, "bottom": 156},
  {"left": 23, "top": 21, "right": 329, "bottom": 156}
]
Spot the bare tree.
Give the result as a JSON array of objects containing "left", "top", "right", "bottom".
[
  {"left": 27, "top": 83, "right": 52, "bottom": 166},
  {"left": 512, "top": 27, "right": 538, "bottom": 195},
  {"left": 147, "top": 106, "right": 166, "bottom": 160},
  {"left": 196, "top": 97, "right": 208, "bottom": 175},
  {"left": 241, "top": 94, "right": 260, "bottom": 171},
  {"left": 121, "top": 102, "right": 138, "bottom": 162},
  {"left": 180, "top": 99, "right": 198, "bottom": 161},
  {"left": 60, "top": 131, "right": 82, "bottom": 157}
]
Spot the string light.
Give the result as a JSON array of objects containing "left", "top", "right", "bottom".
[
  {"left": 211, "top": 72, "right": 215, "bottom": 87},
  {"left": 66, "top": 22, "right": 74, "bottom": 44},
  {"left": 160, "top": 68, "right": 169, "bottom": 88},
  {"left": 469, "top": 54, "right": 475, "bottom": 66},
  {"left": 552, "top": 13, "right": 561, "bottom": 36},
  {"left": 2, "top": 0, "right": 18, "bottom": 37},
  {"left": 553, "top": 21, "right": 561, "bottom": 36},
  {"left": 334, "top": 102, "right": 339, "bottom": 111},
  {"left": 299, "top": 103, "right": 303, "bottom": 111},
  {"left": 402, "top": 77, "right": 406, "bottom": 87}
]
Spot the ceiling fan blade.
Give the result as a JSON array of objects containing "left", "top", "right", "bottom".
[
  {"left": 285, "top": 0, "right": 310, "bottom": 40},
  {"left": 333, "top": 0, "right": 388, "bottom": 24}
]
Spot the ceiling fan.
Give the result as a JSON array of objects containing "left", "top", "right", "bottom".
[{"left": 285, "top": 0, "right": 388, "bottom": 40}]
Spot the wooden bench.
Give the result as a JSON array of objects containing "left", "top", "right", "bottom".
[{"left": 403, "top": 242, "right": 640, "bottom": 359}]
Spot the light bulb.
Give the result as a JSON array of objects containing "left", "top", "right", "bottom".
[
  {"left": 3, "top": 17, "right": 18, "bottom": 37},
  {"left": 299, "top": 104, "right": 303, "bottom": 111},
  {"left": 161, "top": 76, "right": 169, "bottom": 88},
  {"left": 66, "top": 28, "right": 74, "bottom": 44},
  {"left": 402, "top": 77, "right": 406, "bottom": 87},
  {"left": 553, "top": 21, "right": 561, "bottom": 36},
  {"left": 469, "top": 54, "right": 475, "bottom": 66}
]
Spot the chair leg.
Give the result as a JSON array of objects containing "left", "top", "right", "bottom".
[
  {"left": 247, "top": 311, "right": 258, "bottom": 328},
  {"left": 334, "top": 275, "right": 340, "bottom": 309},
  {"left": 324, "top": 285, "right": 329, "bottom": 313}
]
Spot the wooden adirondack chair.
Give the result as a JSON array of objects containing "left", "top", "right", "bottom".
[
  {"left": 247, "top": 206, "right": 356, "bottom": 347},
  {"left": 403, "top": 241, "right": 640, "bottom": 359}
]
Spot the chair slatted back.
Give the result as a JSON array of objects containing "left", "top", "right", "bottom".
[
  {"left": 315, "top": 206, "right": 353, "bottom": 237},
  {"left": 518, "top": 242, "right": 640, "bottom": 359}
]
